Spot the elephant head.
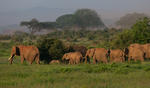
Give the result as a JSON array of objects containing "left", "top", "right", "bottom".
[
  {"left": 8, "top": 46, "right": 20, "bottom": 64},
  {"left": 85, "top": 48, "right": 96, "bottom": 63},
  {"left": 62, "top": 53, "right": 71, "bottom": 63}
]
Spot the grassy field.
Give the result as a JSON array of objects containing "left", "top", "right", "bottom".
[{"left": 1, "top": 42, "right": 150, "bottom": 88}]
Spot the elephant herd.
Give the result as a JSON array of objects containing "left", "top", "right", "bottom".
[
  {"left": 8, "top": 43, "right": 150, "bottom": 64},
  {"left": 61, "top": 43, "right": 150, "bottom": 64}
]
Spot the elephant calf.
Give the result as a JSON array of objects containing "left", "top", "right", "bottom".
[
  {"left": 49, "top": 60, "right": 60, "bottom": 64},
  {"left": 8, "top": 45, "right": 40, "bottom": 64},
  {"left": 62, "top": 52, "right": 83, "bottom": 64}
]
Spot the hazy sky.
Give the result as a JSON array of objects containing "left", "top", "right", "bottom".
[
  {"left": 0, "top": 0, "right": 150, "bottom": 12},
  {"left": 0, "top": 0, "right": 150, "bottom": 26}
]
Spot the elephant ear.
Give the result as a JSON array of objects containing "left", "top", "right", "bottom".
[{"left": 14, "top": 46, "right": 20, "bottom": 55}]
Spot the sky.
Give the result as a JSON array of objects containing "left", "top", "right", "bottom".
[
  {"left": 0, "top": 0, "right": 150, "bottom": 26},
  {"left": 0, "top": 0, "right": 150, "bottom": 12}
]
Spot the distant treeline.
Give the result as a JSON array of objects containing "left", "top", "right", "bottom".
[{"left": 20, "top": 9, "right": 106, "bottom": 35}]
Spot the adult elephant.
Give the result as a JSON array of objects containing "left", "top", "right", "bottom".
[
  {"left": 110, "top": 49, "right": 125, "bottom": 63},
  {"left": 72, "top": 45, "right": 87, "bottom": 57},
  {"left": 62, "top": 52, "right": 83, "bottom": 64},
  {"left": 8, "top": 45, "right": 40, "bottom": 64},
  {"left": 142, "top": 43, "right": 150, "bottom": 59},
  {"left": 93, "top": 48, "right": 109, "bottom": 64},
  {"left": 85, "top": 48, "right": 96, "bottom": 63},
  {"left": 128, "top": 43, "right": 145, "bottom": 62}
]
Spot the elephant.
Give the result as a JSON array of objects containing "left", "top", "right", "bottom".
[
  {"left": 8, "top": 45, "right": 40, "bottom": 64},
  {"left": 62, "top": 52, "right": 71, "bottom": 64},
  {"left": 128, "top": 43, "right": 145, "bottom": 62},
  {"left": 110, "top": 49, "right": 125, "bottom": 63},
  {"left": 93, "top": 48, "right": 109, "bottom": 64},
  {"left": 72, "top": 45, "right": 87, "bottom": 57},
  {"left": 62, "top": 52, "right": 83, "bottom": 64},
  {"left": 49, "top": 60, "right": 60, "bottom": 64},
  {"left": 142, "top": 43, "right": 150, "bottom": 59},
  {"left": 85, "top": 48, "right": 96, "bottom": 63}
]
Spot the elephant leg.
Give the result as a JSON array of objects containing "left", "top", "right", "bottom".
[
  {"left": 103, "top": 58, "right": 108, "bottom": 63},
  {"left": 93, "top": 55, "right": 96, "bottom": 64},
  {"left": 21, "top": 56, "right": 25, "bottom": 64},
  {"left": 141, "top": 57, "right": 144, "bottom": 62},
  {"left": 77, "top": 58, "right": 80, "bottom": 64},
  {"left": 85, "top": 57, "right": 87, "bottom": 63},
  {"left": 73, "top": 59, "right": 75, "bottom": 64},
  {"left": 29, "top": 61, "right": 33, "bottom": 64},
  {"left": 69, "top": 59, "right": 72, "bottom": 64},
  {"left": 128, "top": 56, "right": 131, "bottom": 62},
  {"left": 35, "top": 56, "right": 40, "bottom": 64}
]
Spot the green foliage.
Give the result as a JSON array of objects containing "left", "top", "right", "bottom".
[
  {"left": 55, "top": 9, "right": 106, "bottom": 29},
  {"left": 39, "top": 22, "right": 57, "bottom": 29},
  {"left": 111, "top": 29, "right": 133, "bottom": 49},
  {"left": 36, "top": 37, "right": 66, "bottom": 63},
  {"left": 74, "top": 9, "right": 106, "bottom": 28},
  {"left": 131, "top": 17, "right": 150, "bottom": 44},
  {"left": 11, "top": 31, "right": 29, "bottom": 43},
  {"left": 112, "top": 17, "right": 150, "bottom": 48},
  {"left": 56, "top": 14, "right": 77, "bottom": 28}
]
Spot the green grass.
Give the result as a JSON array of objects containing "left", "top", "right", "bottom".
[
  {"left": 1, "top": 58, "right": 150, "bottom": 88},
  {"left": 1, "top": 42, "right": 150, "bottom": 88}
]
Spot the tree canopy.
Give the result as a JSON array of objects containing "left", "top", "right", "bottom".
[
  {"left": 56, "top": 9, "right": 106, "bottom": 29},
  {"left": 116, "top": 12, "right": 148, "bottom": 29},
  {"left": 74, "top": 9, "right": 106, "bottom": 29},
  {"left": 112, "top": 17, "right": 150, "bottom": 49},
  {"left": 20, "top": 18, "right": 41, "bottom": 34}
]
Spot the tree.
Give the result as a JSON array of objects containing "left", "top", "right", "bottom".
[
  {"left": 131, "top": 17, "right": 150, "bottom": 43},
  {"left": 55, "top": 9, "right": 106, "bottom": 29},
  {"left": 39, "top": 22, "right": 57, "bottom": 30},
  {"left": 112, "top": 17, "right": 150, "bottom": 48},
  {"left": 116, "top": 12, "right": 148, "bottom": 29},
  {"left": 74, "top": 9, "right": 106, "bottom": 29},
  {"left": 36, "top": 37, "right": 66, "bottom": 63},
  {"left": 56, "top": 14, "right": 77, "bottom": 28},
  {"left": 20, "top": 18, "right": 41, "bottom": 35}
]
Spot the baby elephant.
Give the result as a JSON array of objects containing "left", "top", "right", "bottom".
[
  {"left": 62, "top": 52, "right": 83, "bottom": 64},
  {"left": 49, "top": 60, "right": 60, "bottom": 64}
]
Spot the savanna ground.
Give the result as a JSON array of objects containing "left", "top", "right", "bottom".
[{"left": 0, "top": 42, "right": 150, "bottom": 88}]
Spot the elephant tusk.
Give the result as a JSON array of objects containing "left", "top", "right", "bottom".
[{"left": 8, "top": 56, "right": 12, "bottom": 61}]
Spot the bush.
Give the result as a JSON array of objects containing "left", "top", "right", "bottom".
[{"left": 36, "top": 37, "right": 66, "bottom": 64}]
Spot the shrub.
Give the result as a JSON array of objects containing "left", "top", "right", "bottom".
[{"left": 36, "top": 37, "right": 66, "bottom": 63}]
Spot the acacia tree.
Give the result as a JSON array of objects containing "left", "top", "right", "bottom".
[{"left": 20, "top": 18, "right": 41, "bottom": 35}]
